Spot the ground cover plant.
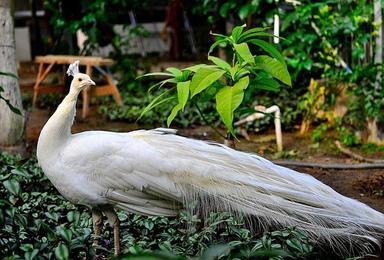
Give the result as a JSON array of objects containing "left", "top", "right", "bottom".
[{"left": 0, "top": 152, "right": 320, "bottom": 259}]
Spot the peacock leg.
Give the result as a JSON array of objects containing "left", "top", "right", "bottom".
[
  {"left": 103, "top": 207, "right": 121, "bottom": 256},
  {"left": 92, "top": 209, "right": 103, "bottom": 247}
]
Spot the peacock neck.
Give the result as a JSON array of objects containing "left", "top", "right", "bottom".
[{"left": 37, "top": 88, "right": 80, "bottom": 160}]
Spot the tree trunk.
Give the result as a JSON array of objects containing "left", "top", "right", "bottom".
[
  {"left": 367, "top": 117, "right": 384, "bottom": 145},
  {"left": 299, "top": 120, "right": 310, "bottom": 135},
  {"left": 366, "top": 0, "right": 383, "bottom": 145},
  {"left": 0, "top": 0, "right": 26, "bottom": 152},
  {"left": 365, "top": 3, "right": 384, "bottom": 228}
]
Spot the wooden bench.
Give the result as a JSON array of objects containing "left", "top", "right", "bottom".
[{"left": 33, "top": 55, "right": 123, "bottom": 118}]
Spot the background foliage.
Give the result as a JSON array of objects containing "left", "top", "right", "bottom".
[
  {"left": 42, "top": 0, "right": 383, "bottom": 146},
  {"left": 279, "top": 0, "right": 383, "bottom": 143}
]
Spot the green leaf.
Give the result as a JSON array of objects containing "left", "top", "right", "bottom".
[
  {"left": 219, "top": 2, "right": 235, "bottom": 18},
  {"left": 67, "top": 211, "right": 80, "bottom": 223},
  {"left": 138, "top": 90, "right": 175, "bottom": 120},
  {"left": 45, "top": 212, "right": 59, "bottom": 222},
  {"left": 238, "top": 5, "right": 251, "bottom": 20},
  {"left": 234, "top": 66, "right": 250, "bottom": 81},
  {"left": 3, "top": 179, "right": 20, "bottom": 195},
  {"left": 180, "top": 70, "right": 191, "bottom": 81},
  {"left": 235, "top": 76, "right": 249, "bottom": 90},
  {"left": 0, "top": 96, "right": 22, "bottom": 115},
  {"left": 190, "top": 67, "right": 225, "bottom": 97},
  {"left": 176, "top": 81, "right": 190, "bottom": 110},
  {"left": 286, "top": 239, "right": 303, "bottom": 252},
  {"left": 234, "top": 43, "right": 254, "bottom": 64},
  {"left": 253, "top": 74, "right": 280, "bottom": 92},
  {"left": 210, "top": 32, "right": 227, "bottom": 39},
  {"left": 20, "top": 244, "right": 34, "bottom": 252},
  {"left": 245, "top": 31, "right": 285, "bottom": 41},
  {"left": 0, "top": 85, "right": 22, "bottom": 115},
  {"left": 24, "top": 249, "right": 39, "bottom": 260},
  {"left": 208, "top": 38, "right": 228, "bottom": 55},
  {"left": 137, "top": 72, "right": 174, "bottom": 79},
  {"left": 167, "top": 104, "right": 182, "bottom": 127},
  {"left": 201, "top": 244, "right": 231, "bottom": 260},
  {"left": 254, "top": 55, "right": 291, "bottom": 86},
  {"left": 215, "top": 81, "right": 245, "bottom": 132},
  {"left": 229, "top": 65, "right": 240, "bottom": 81},
  {"left": 281, "top": 12, "right": 297, "bottom": 32},
  {"left": 15, "top": 214, "right": 28, "bottom": 228},
  {"left": 144, "top": 221, "right": 154, "bottom": 230},
  {"left": 148, "top": 78, "right": 178, "bottom": 92},
  {"left": 0, "top": 71, "right": 19, "bottom": 80},
  {"left": 237, "top": 27, "right": 269, "bottom": 42},
  {"left": 55, "top": 243, "right": 69, "bottom": 260},
  {"left": 58, "top": 227, "right": 72, "bottom": 242},
  {"left": 183, "top": 64, "right": 212, "bottom": 73},
  {"left": 247, "top": 39, "right": 286, "bottom": 66},
  {"left": 231, "top": 24, "right": 246, "bottom": 42},
  {"left": 208, "top": 56, "right": 231, "bottom": 71},
  {"left": 166, "top": 67, "right": 182, "bottom": 78}
]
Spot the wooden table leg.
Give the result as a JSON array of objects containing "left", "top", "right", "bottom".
[
  {"left": 105, "top": 75, "right": 123, "bottom": 106},
  {"left": 82, "top": 65, "right": 92, "bottom": 118},
  {"left": 32, "top": 62, "right": 55, "bottom": 108}
]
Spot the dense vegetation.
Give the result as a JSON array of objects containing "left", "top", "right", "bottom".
[
  {"left": 0, "top": 152, "right": 320, "bottom": 259},
  {"left": 43, "top": 0, "right": 383, "bottom": 146}
]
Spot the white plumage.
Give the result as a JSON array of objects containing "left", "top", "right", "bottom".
[{"left": 37, "top": 61, "right": 384, "bottom": 256}]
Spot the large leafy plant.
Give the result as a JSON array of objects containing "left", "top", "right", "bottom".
[{"left": 140, "top": 25, "right": 291, "bottom": 135}]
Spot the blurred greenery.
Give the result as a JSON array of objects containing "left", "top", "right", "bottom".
[
  {"left": 98, "top": 88, "right": 218, "bottom": 128},
  {"left": 43, "top": 0, "right": 383, "bottom": 146},
  {"left": 39, "top": 0, "right": 384, "bottom": 145},
  {"left": 279, "top": 0, "right": 383, "bottom": 143}
]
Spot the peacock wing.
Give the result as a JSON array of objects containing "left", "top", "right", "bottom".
[
  {"left": 59, "top": 129, "right": 384, "bottom": 251},
  {"left": 59, "top": 130, "right": 185, "bottom": 216}
]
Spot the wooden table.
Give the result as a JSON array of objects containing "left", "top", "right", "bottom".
[{"left": 33, "top": 55, "right": 123, "bottom": 118}]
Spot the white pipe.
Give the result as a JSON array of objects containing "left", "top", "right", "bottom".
[
  {"left": 235, "top": 105, "right": 283, "bottom": 152},
  {"left": 273, "top": 14, "right": 279, "bottom": 44},
  {"left": 271, "top": 106, "right": 283, "bottom": 152}
]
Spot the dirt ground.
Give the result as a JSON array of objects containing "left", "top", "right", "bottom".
[{"left": 26, "top": 106, "right": 384, "bottom": 215}]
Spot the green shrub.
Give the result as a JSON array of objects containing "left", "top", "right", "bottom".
[
  {"left": 0, "top": 153, "right": 318, "bottom": 259},
  {"left": 0, "top": 152, "right": 97, "bottom": 259}
]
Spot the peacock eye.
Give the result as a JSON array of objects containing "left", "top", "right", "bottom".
[{"left": 78, "top": 78, "right": 83, "bottom": 82}]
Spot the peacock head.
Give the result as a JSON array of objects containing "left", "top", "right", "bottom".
[{"left": 67, "top": 60, "right": 96, "bottom": 91}]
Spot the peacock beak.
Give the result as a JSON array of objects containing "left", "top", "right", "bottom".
[{"left": 89, "top": 80, "right": 96, "bottom": 86}]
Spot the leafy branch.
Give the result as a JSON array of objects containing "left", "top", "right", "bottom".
[{"left": 139, "top": 24, "right": 291, "bottom": 135}]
